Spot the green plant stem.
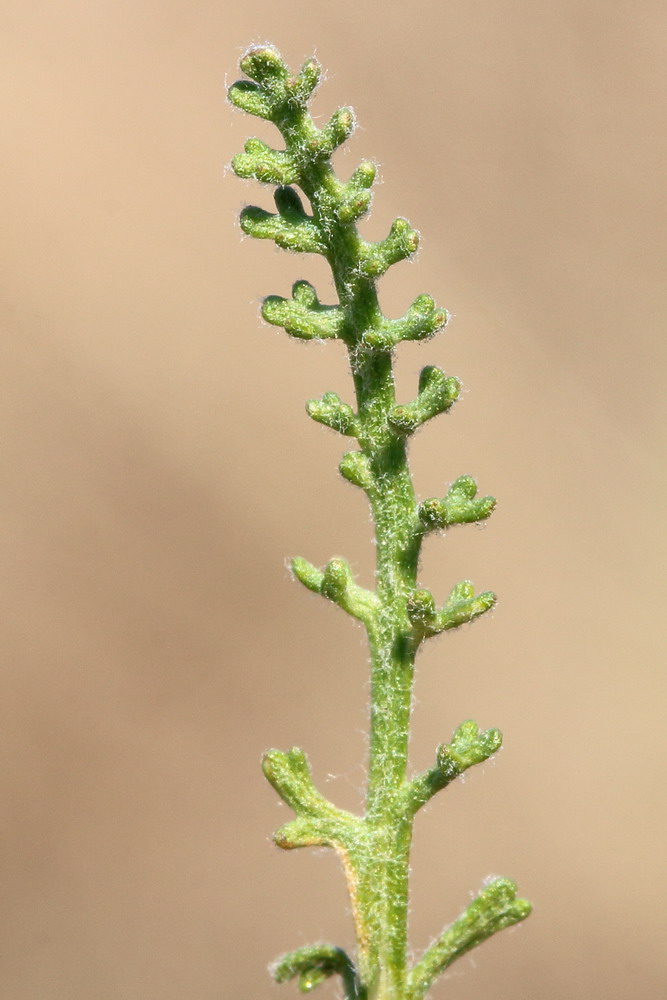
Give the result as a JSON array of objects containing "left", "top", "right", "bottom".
[
  {"left": 271, "top": 103, "right": 423, "bottom": 999},
  {"left": 229, "top": 44, "right": 530, "bottom": 1000},
  {"left": 357, "top": 370, "right": 417, "bottom": 999}
]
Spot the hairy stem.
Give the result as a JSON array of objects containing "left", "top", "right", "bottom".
[{"left": 229, "top": 44, "right": 530, "bottom": 1000}]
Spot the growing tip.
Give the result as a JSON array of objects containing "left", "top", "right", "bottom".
[{"left": 240, "top": 45, "right": 288, "bottom": 85}]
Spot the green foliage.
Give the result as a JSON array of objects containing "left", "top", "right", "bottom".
[
  {"left": 273, "top": 945, "right": 357, "bottom": 995},
  {"left": 230, "top": 44, "right": 530, "bottom": 1000}
]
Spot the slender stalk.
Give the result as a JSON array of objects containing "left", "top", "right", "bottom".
[{"left": 229, "top": 44, "right": 530, "bottom": 1000}]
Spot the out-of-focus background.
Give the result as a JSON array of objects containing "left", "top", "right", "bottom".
[{"left": 0, "top": 2, "right": 665, "bottom": 998}]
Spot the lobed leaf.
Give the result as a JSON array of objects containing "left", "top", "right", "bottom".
[
  {"left": 388, "top": 366, "right": 461, "bottom": 434},
  {"left": 418, "top": 475, "right": 496, "bottom": 531},
  {"left": 403, "top": 720, "right": 503, "bottom": 814},
  {"left": 262, "top": 281, "right": 344, "bottom": 340},
  {"left": 408, "top": 878, "right": 531, "bottom": 999},
  {"left": 273, "top": 943, "right": 357, "bottom": 997}
]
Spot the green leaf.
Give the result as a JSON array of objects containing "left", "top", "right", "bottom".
[
  {"left": 240, "top": 45, "right": 289, "bottom": 89},
  {"left": 273, "top": 944, "right": 357, "bottom": 998},
  {"left": 232, "top": 139, "right": 298, "bottom": 185},
  {"left": 408, "top": 878, "right": 531, "bottom": 999},
  {"left": 306, "top": 392, "right": 358, "bottom": 435},
  {"left": 359, "top": 218, "right": 420, "bottom": 278},
  {"left": 228, "top": 80, "right": 274, "bottom": 120},
  {"left": 262, "top": 282, "right": 344, "bottom": 340},
  {"left": 418, "top": 476, "right": 496, "bottom": 530},
  {"left": 403, "top": 720, "right": 502, "bottom": 814},
  {"left": 240, "top": 197, "right": 325, "bottom": 254},
  {"left": 388, "top": 366, "right": 460, "bottom": 434}
]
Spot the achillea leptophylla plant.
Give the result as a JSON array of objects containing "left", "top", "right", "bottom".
[{"left": 229, "top": 44, "right": 531, "bottom": 1000}]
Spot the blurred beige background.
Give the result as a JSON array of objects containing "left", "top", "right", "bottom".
[{"left": 0, "top": 1, "right": 665, "bottom": 998}]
